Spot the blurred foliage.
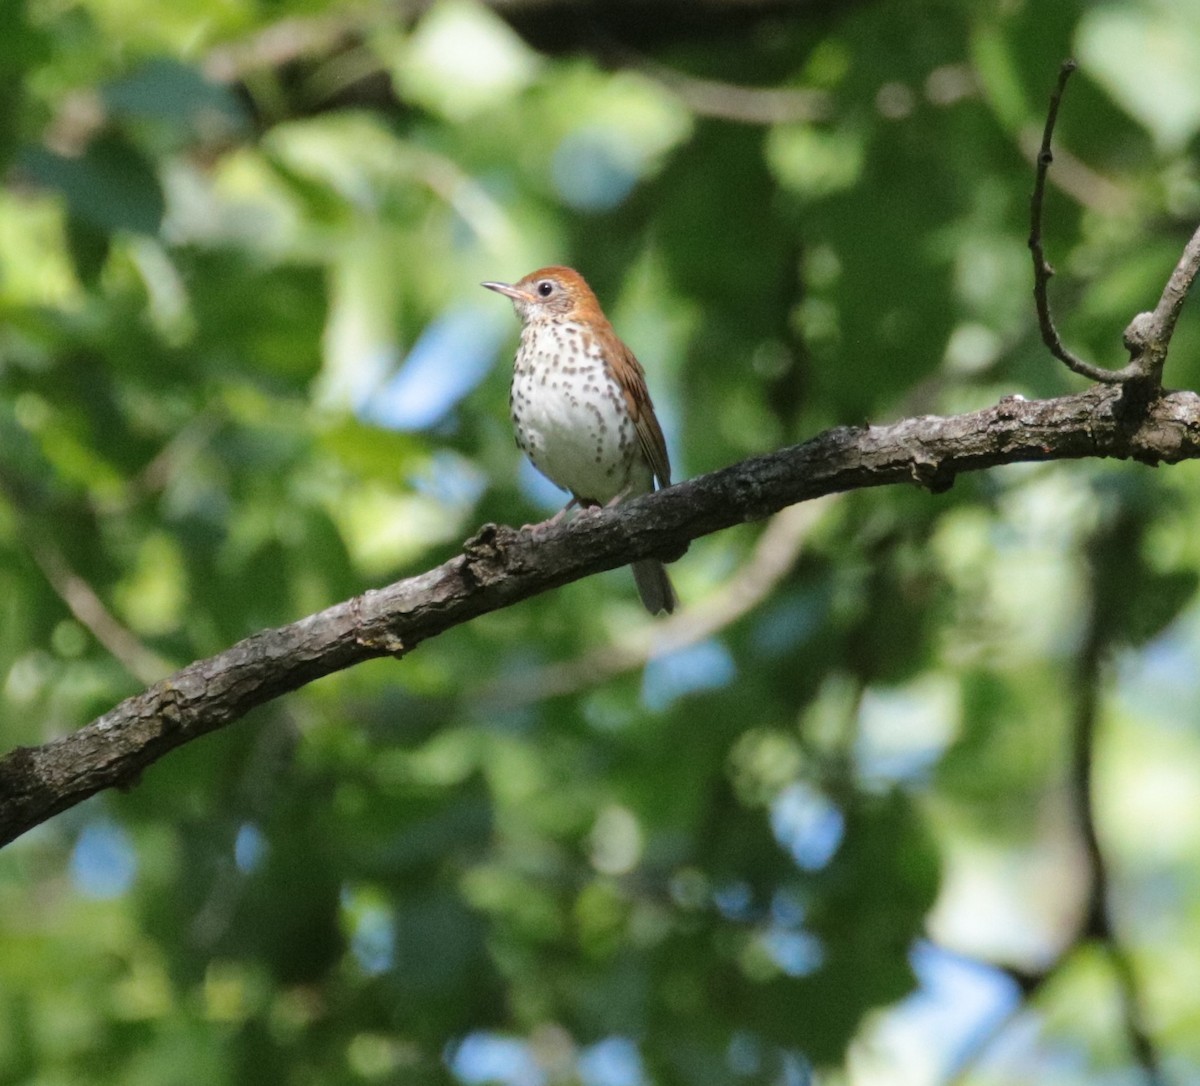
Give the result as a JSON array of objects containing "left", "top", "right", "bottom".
[{"left": 2, "top": 0, "right": 1200, "bottom": 1084}]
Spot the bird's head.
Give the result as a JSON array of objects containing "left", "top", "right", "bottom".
[{"left": 482, "top": 266, "right": 603, "bottom": 324}]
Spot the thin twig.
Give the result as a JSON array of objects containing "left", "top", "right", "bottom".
[
  {"left": 25, "top": 537, "right": 174, "bottom": 686},
  {"left": 948, "top": 527, "right": 1168, "bottom": 1086},
  {"left": 940, "top": 960, "right": 1054, "bottom": 1086},
  {"left": 1109, "top": 940, "right": 1165, "bottom": 1084},
  {"left": 1121, "top": 224, "right": 1200, "bottom": 384},
  {"left": 1069, "top": 577, "right": 1165, "bottom": 1083},
  {"left": 1149, "top": 225, "right": 1200, "bottom": 340},
  {"left": 0, "top": 470, "right": 174, "bottom": 685},
  {"left": 203, "top": 14, "right": 355, "bottom": 82},
  {"left": 600, "top": 42, "right": 831, "bottom": 125},
  {"left": 1016, "top": 126, "right": 1132, "bottom": 216},
  {"left": 190, "top": 711, "right": 299, "bottom": 946},
  {"left": 1028, "top": 59, "right": 1200, "bottom": 387},
  {"left": 1029, "top": 61, "right": 1137, "bottom": 384},
  {"left": 93, "top": 412, "right": 222, "bottom": 516}
]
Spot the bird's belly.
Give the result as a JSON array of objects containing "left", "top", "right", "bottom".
[{"left": 511, "top": 358, "right": 642, "bottom": 505}]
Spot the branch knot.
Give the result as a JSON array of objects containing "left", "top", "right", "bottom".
[
  {"left": 1122, "top": 311, "right": 1155, "bottom": 353},
  {"left": 462, "top": 522, "right": 521, "bottom": 588}
]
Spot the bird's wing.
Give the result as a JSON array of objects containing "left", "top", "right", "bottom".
[{"left": 613, "top": 338, "right": 672, "bottom": 488}]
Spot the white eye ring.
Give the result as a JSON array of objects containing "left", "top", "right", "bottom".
[{"left": 537, "top": 281, "right": 554, "bottom": 297}]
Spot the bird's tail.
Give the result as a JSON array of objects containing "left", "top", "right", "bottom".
[{"left": 631, "top": 559, "right": 677, "bottom": 615}]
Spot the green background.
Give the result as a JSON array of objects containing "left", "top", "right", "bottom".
[{"left": 2, "top": 0, "right": 1200, "bottom": 1083}]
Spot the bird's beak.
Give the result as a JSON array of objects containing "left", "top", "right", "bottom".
[{"left": 481, "top": 281, "right": 535, "bottom": 304}]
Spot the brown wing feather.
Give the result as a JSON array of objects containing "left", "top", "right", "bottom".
[{"left": 613, "top": 338, "right": 671, "bottom": 488}]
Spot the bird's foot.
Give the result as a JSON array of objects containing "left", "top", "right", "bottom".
[
  {"left": 520, "top": 500, "right": 576, "bottom": 537},
  {"left": 568, "top": 491, "right": 630, "bottom": 522}
]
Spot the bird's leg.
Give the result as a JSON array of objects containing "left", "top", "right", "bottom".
[
  {"left": 521, "top": 497, "right": 579, "bottom": 535},
  {"left": 554, "top": 497, "right": 581, "bottom": 521},
  {"left": 572, "top": 487, "right": 634, "bottom": 522},
  {"left": 574, "top": 497, "right": 609, "bottom": 519}
]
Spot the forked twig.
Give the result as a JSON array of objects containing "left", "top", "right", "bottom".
[
  {"left": 1031, "top": 61, "right": 1200, "bottom": 390},
  {"left": 1029, "top": 61, "right": 1138, "bottom": 384}
]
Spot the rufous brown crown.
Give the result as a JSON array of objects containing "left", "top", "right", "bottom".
[{"left": 481, "top": 266, "right": 608, "bottom": 325}]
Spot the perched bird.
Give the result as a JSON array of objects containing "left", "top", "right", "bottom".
[{"left": 482, "top": 265, "right": 677, "bottom": 614}]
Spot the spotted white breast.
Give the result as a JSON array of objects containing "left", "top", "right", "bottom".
[{"left": 509, "top": 319, "right": 652, "bottom": 505}]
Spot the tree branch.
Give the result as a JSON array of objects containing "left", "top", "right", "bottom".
[{"left": 6, "top": 383, "right": 1200, "bottom": 846}]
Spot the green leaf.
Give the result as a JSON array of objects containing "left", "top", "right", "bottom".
[{"left": 22, "top": 134, "right": 164, "bottom": 236}]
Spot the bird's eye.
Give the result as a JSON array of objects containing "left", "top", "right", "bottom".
[{"left": 537, "top": 281, "right": 554, "bottom": 297}]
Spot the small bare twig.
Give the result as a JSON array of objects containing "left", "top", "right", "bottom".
[
  {"left": 600, "top": 42, "right": 831, "bottom": 125},
  {"left": 0, "top": 469, "right": 174, "bottom": 686},
  {"left": 1109, "top": 939, "right": 1164, "bottom": 1083},
  {"left": 203, "top": 14, "right": 354, "bottom": 83},
  {"left": 24, "top": 540, "right": 174, "bottom": 687},
  {"left": 1069, "top": 581, "right": 1165, "bottom": 1083},
  {"left": 92, "top": 412, "right": 223, "bottom": 517},
  {"left": 1030, "top": 62, "right": 1200, "bottom": 391},
  {"left": 1122, "top": 224, "right": 1200, "bottom": 385},
  {"left": 941, "top": 991, "right": 1036, "bottom": 1085},
  {"left": 1016, "top": 127, "right": 1131, "bottom": 217},
  {"left": 1148, "top": 226, "right": 1200, "bottom": 341},
  {"left": 1029, "top": 62, "right": 1138, "bottom": 384}
]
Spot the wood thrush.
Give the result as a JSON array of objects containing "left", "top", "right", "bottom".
[{"left": 482, "top": 265, "right": 677, "bottom": 614}]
